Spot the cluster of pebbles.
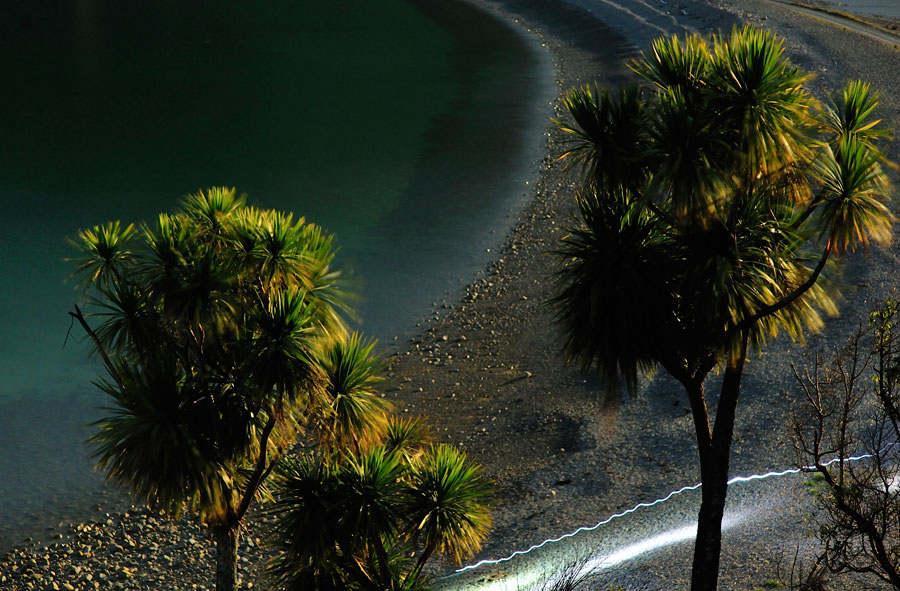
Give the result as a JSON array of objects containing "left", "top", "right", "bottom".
[{"left": 0, "top": 507, "right": 272, "bottom": 591}]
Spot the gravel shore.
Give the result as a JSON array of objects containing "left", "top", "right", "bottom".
[{"left": 4, "top": 1, "right": 900, "bottom": 590}]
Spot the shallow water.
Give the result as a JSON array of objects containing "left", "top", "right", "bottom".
[{"left": 0, "top": 0, "right": 553, "bottom": 550}]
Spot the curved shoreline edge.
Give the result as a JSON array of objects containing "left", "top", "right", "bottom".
[{"left": 4, "top": 1, "right": 900, "bottom": 590}]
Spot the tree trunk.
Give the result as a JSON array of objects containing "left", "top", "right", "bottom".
[
  {"left": 235, "top": 413, "right": 277, "bottom": 522},
  {"left": 690, "top": 336, "right": 747, "bottom": 591},
  {"left": 213, "top": 524, "right": 240, "bottom": 591},
  {"left": 690, "top": 449, "right": 730, "bottom": 591},
  {"left": 406, "top": 542, "right": 437, "bottom": 589}
]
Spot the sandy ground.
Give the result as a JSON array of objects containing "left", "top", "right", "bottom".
[{"left": 4, "top": 1, "right": 900, "bottom": 590}]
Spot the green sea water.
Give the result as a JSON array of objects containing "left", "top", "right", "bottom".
[{"left": 0, "top": 0, "right": 552, "bottom": 549}]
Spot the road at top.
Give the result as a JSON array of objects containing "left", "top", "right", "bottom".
[{"left": 771, "top": 0, "right": 900, "bottom": 46}]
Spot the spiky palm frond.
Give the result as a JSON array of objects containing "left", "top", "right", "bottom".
[
  {"left": 405, "top": 444, "right": 492, "bottom": 565},
  {"left": 230, "top": 205, "right": 264, "bottom": 255},
  {"left": 755, "top": 252, "right": 838, "bottom": 348},
  {"left": 266, "top": 559, "right": 348, "bottom": 591},
  {"left": 557, "top": 84, "right": 650, "bottom": 192},
  {"left": 384, "top": 415, "right": 432, "bottom": 463},
  {"left": 267, "top": 454, "right": 359, "bottom": 591},
  {"left": 140, "top": 213, "right": 191, "bottom": 295},
  {"left": 180, "top": 187, "right": 246, "bottom": 244},
  {"left": 708, "top": 25, "right": 815, "bottom": 176},
  {"left": 297, "top": 221, "right": 355, "bottom": 336},
  {"left": 269, "top": 454, "right": 343, "bottom": 564},
  {"left": 631, "top": 31, "right": 711, "bottom": 96},
  {"left": 249, "top": 289, "right": 320, "bottom": 401},
  {"left": 359, "top": 544, "right": 427, "bottom": 591},
  {"left": 314, "top": 333, "right": 391, "bottom": 454},
  {"left": 69, "top": 221, "right": 137, "bottom": 290},
  {"left": 553, "top": 186, "right": 677, "bottom": 390},
  {"left": 269, "top": 449, "right": 430, "bottom": 591},
  {"left": 91, "top": 282, "right": 165, "bottom": 357},
  {"left": 158, "top": 251, "right": 240, "bottom": 336},
  {"left": 647, "top": 87, "right": 728, "bottom": 221},
  {"left": 822, "top": 80, "right": 891, "bottom": 149},
  {"left": 815, "top": 136, "right": 894, "bottom": 253},
  {"left": 339, "top": 446, "right": 405, "bottom": 545},
  {"left": 90, "top": 358, "right": 240, "bottom": 521},
  {"left": 250, "top": 210, "right": 310, "bottom": 291},
  {"left": 677, "top": 184, "right": 836, "bottom": 359},
  {"left": 239, "top": 210, "right": 351, "bottom": 338}
]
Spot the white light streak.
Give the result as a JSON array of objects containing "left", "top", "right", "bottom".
[
  {"left": 456, "top": 451, "right": 880, "bottom": 574},
  {"left": 589, "top": 523, "right": 698, "bottom": 569},
  {"left": 456, "top": 482, "right": 702, "bottom": 572}
]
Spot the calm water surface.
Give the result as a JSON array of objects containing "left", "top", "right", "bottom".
[{"left": 0, "top": 0, "right": 553, "bottom": 550}]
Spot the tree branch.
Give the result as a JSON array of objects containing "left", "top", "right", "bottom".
[
  {"left": 736, "top": 242, "right": 832, "bottom": 332},
  {"left": 790, "top": 189, "right": 826, "bottom": 231},
  {"left": 685, "top": 377, "right": 713, "bottom": 454},
  {"left": 68, "top": 304, "right": 121, "bottom": 388},
  {"left": 405, "top": 542, "right": 437, "bottom": 589},
  {"left": 235, "top": 413, "right": 278, "bottom": 523}
]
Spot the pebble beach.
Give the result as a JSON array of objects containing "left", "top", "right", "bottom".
[{"left": 5, "top": 1, "right": 900, "bottom": 589}]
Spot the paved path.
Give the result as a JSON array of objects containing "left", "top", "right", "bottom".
[{"left": 770, "top": 0, "right": 900, "bottom": 47}]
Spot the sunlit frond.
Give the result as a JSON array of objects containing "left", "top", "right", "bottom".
[
  {"left": 708, "top": 25, "right": 815, "bottom": 175},
  {"left": 180, "top": 186, "right": 246, "bottom": 241},
  {"left": 251, "top": 210, "right": 309, "bottom": 290},
  {"left": 141, "top": 213, "right": 189, "bottom": 293},
  {"left": 297, "top": 222, "right": 354, "bottom": 337},
  {"left": 384, "top": 415, "right": 432, "bottom": 463},
  {"left": 314, "top": 333, "right": 391, "bottom": 454},
  {"left": 678, "top": 185, "right": 837, "bottom": 359},
  {"left": 405, "top": 444, "right": 492, "bottom": 565},
  {"left": 250, "top": 289, "right": 320, "bottom": 400},
  {"left": 269, "top": 454, "right": 342, "bottom": 558},
  {"left": 160, "top": 253, "right": 240, "bottom": 335},
  {"left": 69, "top": 221, "right": 137, "bottom": 290},
  {"left": 631, "top": 31, "right": 711, "bottom": 95},
  {"left": 822, "top": 80, "right": 891, "bottom": 149},
  {"left": 339, "top": 446, "right": 405, "bottom": 544},
  {"left": 92, "top": 283, "right": 164, "bottom": 356},
  {"left": 815, "top": 137, "right": 894, "bottom": 253},
  {"left": 648, "top": 87, "right": 728, "bottom": 220}
]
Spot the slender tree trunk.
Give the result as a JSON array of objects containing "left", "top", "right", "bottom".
[
  {"left": 690, "top": 337, "right": 747, "bottom": 591},
  {"left": 406, "top": 543, "right": 437, "bottom": 588},
  {"left": 216, "top": 414, "right": 276, "bottom": 591},
  {"left": 213, "top": 524, "right": 240, "bottom": 591},
  {"left": 691, "top": 447, "right": 730, "bottom": 591},
  {"left": 235, "top": 414, "right": 277, "bottom": 521}
]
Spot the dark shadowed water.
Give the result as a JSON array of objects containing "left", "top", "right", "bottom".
[{"left": 0, "top": 0, "right": 553, "bottom": 550}]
